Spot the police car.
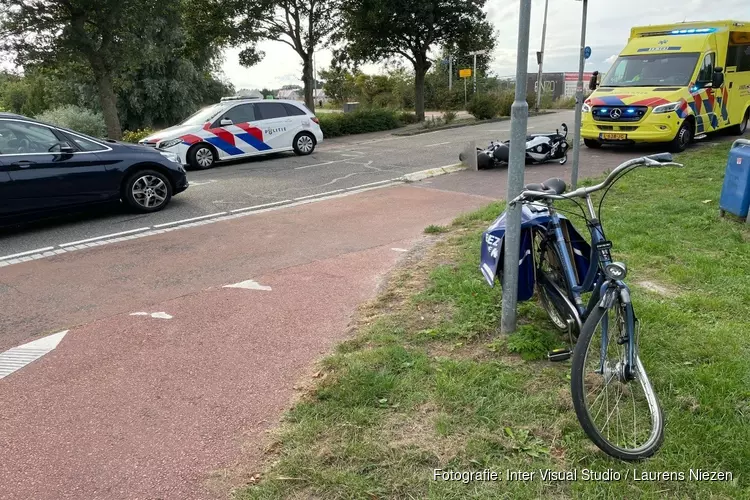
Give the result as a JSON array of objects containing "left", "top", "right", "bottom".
[{"left": 140, "top": 96, "right": 324, "bottom": 169}]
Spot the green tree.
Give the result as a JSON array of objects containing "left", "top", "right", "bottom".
[
  {"left": 335, "top": 0, "right": 495, "bottom": 121},
  {"left": 233, "top": 0, "right": 338, "bottom": 112}
]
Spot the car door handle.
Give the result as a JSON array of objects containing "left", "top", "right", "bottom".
[{"left": 10, "top": 160, "right": 36, "bottom": 168}]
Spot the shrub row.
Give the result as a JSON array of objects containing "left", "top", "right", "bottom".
[
  {"left": 122, "top": 128, "right": 156, "bottom": 143},
  {"left": 35, "top": 105, "right": 106, "bottom": 138},
  {"left": 318, "top": 109, "right": 415, "bottom": 137}
]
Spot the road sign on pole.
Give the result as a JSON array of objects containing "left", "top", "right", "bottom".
[
  {"left": 584, "top": 46, "right": 592, "bottom": 59},
  {"left": 571, "top": 0, "right": 589, "bottom": 190},
  {"left": 500, "top": 0, "right": 532, "bottom": 335},
  {"left": 459, "top": 68, "right": 472, "bottom": 78}
]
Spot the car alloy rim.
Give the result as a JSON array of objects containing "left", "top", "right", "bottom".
[
  {"left": 196, "top": 147, "right": 213, "bottom": 167},
  {"left": 132, "top": 175, "right": 168, "bottom": 208},
  {"left": 298, "top": 135, "right": 314, "bottom": 153},
  {"left": 680, "top": 126, "right": 690, "bottom": 147}
]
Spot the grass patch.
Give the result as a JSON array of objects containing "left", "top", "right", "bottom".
[
  {"left": 424, "top": 224, "right": 449, "bottom": 234},
  {"left": 235, "top": 143, "right": 750, "bottom": 499}
]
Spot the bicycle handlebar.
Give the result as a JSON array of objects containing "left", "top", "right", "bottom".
[{"left": 509, "top": 153, "right": 684, "bottom": 206}]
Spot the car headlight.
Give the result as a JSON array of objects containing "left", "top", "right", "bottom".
[
  {"left": 652, "top": 101, "right": 681, "bottom": 114},
  {"left": 158, "top": 138, "right": 182, "bottom": 149},
  {"left": 159, "top": 150, "right": 181, "bottom": 164},
  {"left": 582, "top": 103, "right": 591, "bottom": 113}
]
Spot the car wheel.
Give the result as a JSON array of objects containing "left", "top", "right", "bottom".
[
  {"left": 188, "top": 143, "right": 216, "bottom": 170},
  {"left": 293, "top": 132, "right": 316, "bottom": 155},
  {"left": 583, "top": 138, "right": 602, "bottom": 149},
  {"left": 123, "top": 169, "right": 173, "bottom": 213},
  {"left": 730, "top": 108, "right": 749, "bottom": 136},
  {"left": 669, "top": 121, "right": 693, "bottom": 153}
]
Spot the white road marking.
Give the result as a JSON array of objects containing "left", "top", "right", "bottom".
[
  {"left": 340, "top": 153, "right": 362, "bottom": 157},
  {"left": 189, "top": 179, "right": 217, "bottom": 186},
  {"left": 391, "top": 248, "right": 408, "bottom": 252},
  {"left": 230, "top": 200, "right": 293, "bottom": 213},
  {"left": 224, "top": 279, "right": 272, "bottom": 291},
  {"left": 295, "top": 158, "right": 350, "bottom": 170},
  {"left": 0, "top": 330, "right": 68, "bottom": 379},
  {"left": 345, "top": 179, "right": 398, "bottom": 190},
  {"left": 0, "top": 247, "right": 55, "bottom": 261},
  {"left": 424, "top": 141, "right": 452, "bottom": 147},
  {"left": 153, "top": 213, "right": 227, "bottom": 228},
  {"left": 294, "top": 189, "right": 344, "bottom": 201},
  {"left": 59, "top": 228, "right": 150, "bottom": 248},
  {"left": 130, "top": 312, "right": 173, "bottom": 319}
]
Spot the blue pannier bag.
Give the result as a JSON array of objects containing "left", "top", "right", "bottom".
[{"left": 480, "top": 204, "right": 591, "bottom": 301}]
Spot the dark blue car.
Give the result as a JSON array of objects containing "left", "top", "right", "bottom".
[{"left": 0, "top": 113, "right": 189, "bottom": 222}]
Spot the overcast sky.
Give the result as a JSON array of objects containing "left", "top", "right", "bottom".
[{"left": 223, "top": 0, "right": 749, "bottom": 90}]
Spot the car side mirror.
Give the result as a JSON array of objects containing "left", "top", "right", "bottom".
[
  {"left": 712, "top": 67, "right": 725, "bottom": 88},
  {"left": 588, "top": 75, "right": 598, "bottom": 91},
  {"left": 50, "top": 142, "right": 75, "bottom": 154},
  {"left": 220, "top": 118, "right": 233, "bottom": 126}
]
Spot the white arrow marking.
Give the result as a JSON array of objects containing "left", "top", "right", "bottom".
[
  {"left": 224, "top": 280, "right": 272, "bottom": 291},
  {"left": 0, "top": 330, "right": 68, "bottom": 379}
]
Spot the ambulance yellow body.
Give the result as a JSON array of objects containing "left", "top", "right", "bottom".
[{"left": 582, "top": 20, "right": 750, "bottom": 152}]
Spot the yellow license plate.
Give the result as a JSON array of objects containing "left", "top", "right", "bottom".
[{"left": 600, "top": 133, "right": 628, "bottom": 140}]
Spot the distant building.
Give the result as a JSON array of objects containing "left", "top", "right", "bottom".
[
  {"left": 313, "top": 89, "right": 329, "bottom": 105},
  {"left": 276, "top": 89, "right": 302, "bottom": 100},
  {"left": 527, "top": 72, "right": 597, "bottom": 100},
  {"left": 236, "top": 88, "right": 264, "bottom": 99}
]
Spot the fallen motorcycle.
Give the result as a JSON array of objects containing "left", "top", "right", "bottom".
[{"left": 459, "top": 123, "right": 570, "bottom": 170}]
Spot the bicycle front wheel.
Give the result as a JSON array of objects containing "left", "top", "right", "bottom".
[{"left": 570, "top": 301, "right": 664, "bottom": 460}]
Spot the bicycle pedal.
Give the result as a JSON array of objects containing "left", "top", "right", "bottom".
[{"left": 547, "top": 348, "right": 572, "bottom": 362}]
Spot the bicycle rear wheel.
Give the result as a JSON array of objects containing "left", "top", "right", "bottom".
[
  {"left": 534, "top": 232, "right": 574, "bottom": 333},
  {"left": 570, "top": 300, "right": 664, "bottom": 460}
]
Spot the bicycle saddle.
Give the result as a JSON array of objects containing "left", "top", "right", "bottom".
[{"left": 524, "top": 178, "right": 567, "bottom": 195}]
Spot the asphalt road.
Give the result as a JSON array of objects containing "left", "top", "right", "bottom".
[{"left": 0, "top": 111, "right": 573, "bottom": 257}]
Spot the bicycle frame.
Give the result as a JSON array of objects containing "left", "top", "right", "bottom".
[{"left": 544, "top": 195, "right": 637, "bottom": 378}]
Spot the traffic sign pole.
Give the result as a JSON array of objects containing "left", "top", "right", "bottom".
[
  {"left": 534, "top": 0, "right": 549, "bottom": 113},
  {"left": 571, "top": 0, "right": 589, "bottom": 190}
]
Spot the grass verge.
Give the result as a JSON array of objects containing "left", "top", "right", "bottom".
[{"left": 234, "top": 143, "right": 750, "bottom": 499}]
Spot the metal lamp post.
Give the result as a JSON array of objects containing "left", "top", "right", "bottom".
[
  {"left": 570, "top": 0, "right": 589, "bottom": 190},
  {"left": 500, "top": 0, "right": 533, "bottom": 335},
  {"left": 535, "top": 0, "right": 550, "bottom": 113},
  {"left": 469, "top": 49, "right": 488, "bottom": 94}
]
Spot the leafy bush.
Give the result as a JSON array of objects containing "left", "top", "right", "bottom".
[
  {"left": 442, "top": 110, "right": 457, "bottom": 123},
  {"left": 36, "top": 105, "right": 106, "bottom": 137},
  {"left": 398, "top": 111, "right": 419, "bottom": 124},
  {"left": 122, "top": 128, "right": 156, "bottom": 143},
  {"left": 319, "top": 109, "right": 404, "bottom": 137},
  {"left": 552, "top": 96, "right": 577, "bottom": 109},
  {"left": 467, "top": 93, "right": 500, "bottom": 120}
]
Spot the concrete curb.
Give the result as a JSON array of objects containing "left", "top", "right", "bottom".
[{"left": 401, "top": 164, "right": 466, "bottom": 182}]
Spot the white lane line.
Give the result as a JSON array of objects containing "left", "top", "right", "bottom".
[
  {"left": 59, "top": 227, "right": 150, "bottom": 248},
  {"left": 130, "top": 311, "right": 173, "bottom": 319},
  {"left": 0, "top": 330, "right": 68, "bottom": 379},
  {"left": 0, "top": 247, "right": 55, "bottom": 261},
  {"left": 295, "top": 159, "right": 350, "bottom": 170},
  {"left": 153, "top": 213, "right": 227, "bottom": 228},
  {"left": 294, "top": 189, "right": 344, "bottom": 201},
  {"left": 230, "top": 200, "right": 293, "bottom": 213},
  {"left": 223, "top": 279, "right": 272, "bottom": 291},
  {"left": 189, "top": 179, "right": 217, "bottom": 186},
  {"left": 345, "top": 179, "right": 400, "bottom": 190},
  {"left": 391, "top": 248, "right": 408, "bottom": 252},
  {"left": 424, "top": 141, "right": 452, "bottom": 147},
  {"left": 340, "top": 153, "right": 362, "bottom": 157}
]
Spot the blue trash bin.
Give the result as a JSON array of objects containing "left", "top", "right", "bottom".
[{"left": 719, "top": 139, "right": 750, "bottom": 219}]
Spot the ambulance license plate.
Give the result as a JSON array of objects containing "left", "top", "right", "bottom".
[{"left": 600, "top": 133, "right": 628, "bottom": 141}]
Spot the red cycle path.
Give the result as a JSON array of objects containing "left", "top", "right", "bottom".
[{"left": 0, "top": 184, "right": 492, "bottom": 499}]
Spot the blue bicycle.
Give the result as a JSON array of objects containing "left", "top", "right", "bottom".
[{"left": 480, "top": 153, "right": 683, "bottom": 460}]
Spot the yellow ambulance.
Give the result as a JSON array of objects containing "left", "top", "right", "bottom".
[{"left": 582, "top": 20, "right": 750, "bottom": 152}]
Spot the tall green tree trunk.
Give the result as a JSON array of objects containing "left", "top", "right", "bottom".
[
  {"left": 90, "top": 56, "right": 122, "bottom": 139},
  {"left": 303, "top": 56, "right": 315, "bottom": 112}
]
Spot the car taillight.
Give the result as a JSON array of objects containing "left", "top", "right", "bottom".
[{"left": 311, "top": 116, "right": 320, "bottom": 124}]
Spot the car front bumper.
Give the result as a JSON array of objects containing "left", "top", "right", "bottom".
[{"left": 582, "top": 112, "right": 683, "bottom": 144}]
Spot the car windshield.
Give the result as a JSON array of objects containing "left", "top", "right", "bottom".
[
  {"left": 600, "top": 53, "right": 700, "bottom": 87},
  {"left": 179, "top": 104, "right": 223, "bottom": 126}
]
